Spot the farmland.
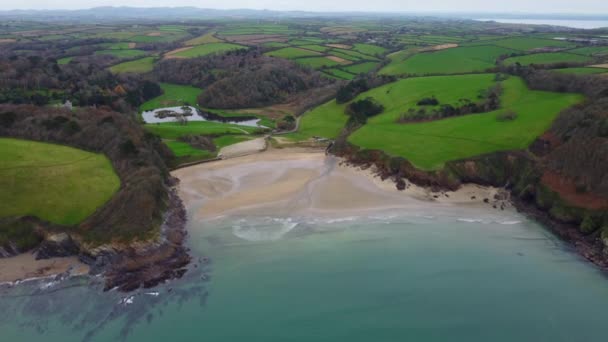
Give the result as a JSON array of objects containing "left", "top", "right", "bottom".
[
  {"left": 171, "top": 42, "right": 244, "bottom": 58},
  {"left": 503, "top": 52, "right": 592, "bottom": 66},
  {"left": 0, "top": 138, "right": 120, "bottom": 225},
  {"left": 140, "top": 83, "right": 203, "bottom": 111},
  {"left": 380, "top": 45, "right": 516, "bottom": 75},
  {"left": 144, "top": 121, "right": 261, "bottom": 140},
  {"left": 348, "top": 76, "right": 582, "bottom": 170},
  {"left": 109, "top": 56, "right": 156, "bottom": 73}
]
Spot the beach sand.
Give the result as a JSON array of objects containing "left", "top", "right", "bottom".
[
  {"left": 0, "top": 253, "right": 89, "bottom": 284},
  {"left": 173, "top": 148, "right": 502, "bottom": 221}
]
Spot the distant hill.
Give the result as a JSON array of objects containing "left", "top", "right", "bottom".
[{"left": 2, "top": 7, "right": 607, "bottom": 22}]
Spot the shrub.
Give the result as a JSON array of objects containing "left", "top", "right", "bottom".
[
  {"left": 497, "top": 110, "right": 518, "bottom": 122},
  {"left": 417, "top": 97, "right": 439, "bottom": 106},
  {"left": 345, "top": 97, "right": 384, "bottom": 125},
  {"left": 580, "top": 214, "right": 601, "bottom": 234}
]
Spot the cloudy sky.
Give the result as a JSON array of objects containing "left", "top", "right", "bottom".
[{"left": 1, "top": 0, "right": 607, "bottom": 13}]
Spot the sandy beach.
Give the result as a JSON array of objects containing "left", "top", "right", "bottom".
[
  {"left": 0, "top": 253, "right": 89, "bottom": 284},
  {"left": 173, "top": 148, "right": 503, "bottom": 221}
]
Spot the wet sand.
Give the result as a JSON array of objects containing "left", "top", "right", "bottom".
[
  {"left": 0, "top": 253, "right": 89, "bottom": 284},
  {"left": 173, "top": 148, "right": 500, "bottom": 221}
]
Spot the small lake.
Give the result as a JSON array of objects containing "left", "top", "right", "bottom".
[
  {"left": 141, "top": 106, "right": 262, "bottom": 127},
  {"left": 476, "top": 18, "right": 608, "bottom": 29}
]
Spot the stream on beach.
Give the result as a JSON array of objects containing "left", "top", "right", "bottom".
[{"left": 1, "top": 152, "right": 608, "bottom": 342}]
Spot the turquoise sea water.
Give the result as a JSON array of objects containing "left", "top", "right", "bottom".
[{"left": 1, "top": 206, "right": 608, "bottom": 342}]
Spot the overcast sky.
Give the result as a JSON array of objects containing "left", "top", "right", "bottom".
[{"left": 1, "top": 0, "right": 607, "bottom": 13}]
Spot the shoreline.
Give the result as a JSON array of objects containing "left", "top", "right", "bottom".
[
  {"left": 173, "top": 147, "right": 511, "bottom": 224},
  {"left": 0, "top": 253, "right": 89, "bottom": 285}
]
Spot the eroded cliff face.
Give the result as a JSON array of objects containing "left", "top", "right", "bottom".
[
  {"left": 330, "top": 124, "right": 608, "bottom": 266},
  {"left": 0, "top": 105, "right": 190, "bottom": 291}
]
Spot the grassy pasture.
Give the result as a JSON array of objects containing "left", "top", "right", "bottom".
[
  {"left": 109, "top": 57, "right": 156, "bottom": 74},
  {"left": 266, "top": 47, "right": 322, "bottom": 59},
  {"left": 324, "top": 68, "right": 356, "bottom": 80},
  {"left": 140, "top": 83, "right": 203, "bottom": 111},
  {"left": 145, "top": 121, "right": 261, "bottom": 139},
  {"left": 503, "top": 52, "right": 591, "bottom": 66},
  {"left": 0, "top": 138, "right": 120, "bottom": 225},
  {"left": 466, "top": 36, "right": 574, "bottom": 51},
  {"left": 173, "top": 43, "right": 245, "bottom": 58},
  {"left": 343, "top": 62, "right": 379, "bottom": 74},
  {"left": 94, "top": 49, "right": 147, "bottom": 58},
  {"left": 263, "top": 42, "right": 290, "bottom": 48},
  {"left": 218, "top": 24, "right": 296, "bottom": 36},
  {"left": 382, "top": 45, "right": 515, "bottom": 75},
  {"left": 164, "top": 141, "right": 214, "bottom": 159},
  {"left": 328, "top": 50, "right": 361, "bottom": 62},
  {"left": 347, "top": 76, "right": 582, "bottom": 170},
  {"left": 299, "top": 45, "right": 330, "bottom": 53},
  {"left": 57, "top": 57, "right": 73, "bottom": 65},
  {"left": 553, "top": 67, "right": 608, "bottom": 75},
  {"left": 330, "top": 48, "right": 378, "bottom": 60},
  {"left": 295, "top": 56, "right": 344, "bottom": 68},
  {"left": 129, "top": 31, "right": 188, "bottom": 43},
  {"left": 568, "top": 46, "right": 608, "bottom": 56},
  {"left": 352, "top": 43, "right": 387, "bottom": 56},
  {"left": 185, "top": 32, "right": 222, "bottom": 46},
  {"left": 285, "top": 100, "right": 349, "bottom": 141}
]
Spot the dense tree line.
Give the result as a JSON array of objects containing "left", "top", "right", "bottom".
[
  {"left": 345, "top": 97, "right": 384, "bottom": 125},
  {"left": 0, "top": 104, "right": 173, "bottom": 241},
  {"left": 0, "top": 55, "right": 161, "bottom": 112},
  {"left": 336, "top": 76, "right": 396, "bottom": 104},
  {"left": 155, "top": 49, "right": 333, "bottom": 109},
  {"left": 398, "top": 84, "right": 502, "bottom": 123}
]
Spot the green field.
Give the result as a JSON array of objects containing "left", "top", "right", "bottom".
[
  {"left": 185, "top": 32, "right": 222, "bottom": 46},
  {"left": 299, "top": 45, "right": 330, "bottom": 52},
  {"left": 347, "top": 76, "right": 582, "bottom": 170},
  {"left": 164, "top": 141, "right": 214, "bottom": 158},
  {"left": 568, "top": 46, "right": 608, "bottom": 57},
  {"left": 214, "top": 135, "right": 253, "bottom": 149},
  {"left": 296, "top": 56, "right": 343, "bottom": 68},
  {"left": 286, "top": 100, "right": 350, "bottom": 141},
  {"left": 173, "top": 43, "right": 245, "bottom": 58},
  {"left": 145, "top": 121, "right": 261, "bottom": 139},
  {"left": 266, "top": 47, "right": 322, "bottom": 59},
  {"left": 351, "top": 43, "right": 387, "bottom": 56},
  {"left": 343, "top": 62, "right": 379, "bottom": 74},
  {"left": 380, "top": 46, "right": 515, "bottom": 75},
  {"left": 109, "top": 57, "right": 156, "bottom": 74},
  {"left": 0, "top": 138, "right": 120, "bottom": 225},
  {"left": 140, "top": 83, "right": 203, "bottom": 111},
  {"left": 94, "top": 49, "right": 147, "bottom": 58},
  {"left": 466, "top": 36, "right": 574, "bottom": 51},
  {"left": 57, "top": 57, "right": 73, "bottom": 65},
  {"left": 324, "top": 68, "right": 356, "bottom": 80},
  {"left": 330, "top": 48, "right": 378, "bottom": 61},
  {"left": 553, "top": 67, "right": 608, "bottom": 75},
  {"left": 504, "top": 52, "right": 591, "bottom": 66}
]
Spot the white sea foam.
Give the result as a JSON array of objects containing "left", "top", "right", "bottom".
[
  {"left": 497, "top": 220, "right": 522, "bottom": 225},
  {"left": 232, "top": 218, "right": 299, "bottom": 241},
  {"left": 457, "top": 218, "right": 485, "bottom": 223},
  {"left": 119, "top": 295, "right": 135, "bottom": 305}
]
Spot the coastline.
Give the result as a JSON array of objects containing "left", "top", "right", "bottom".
[
  {"left": 0, "top": 253, "right": 89, "bottom": 285},
  {"left": 173, "top": 147, "right": 510, "bottom": 223}
]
